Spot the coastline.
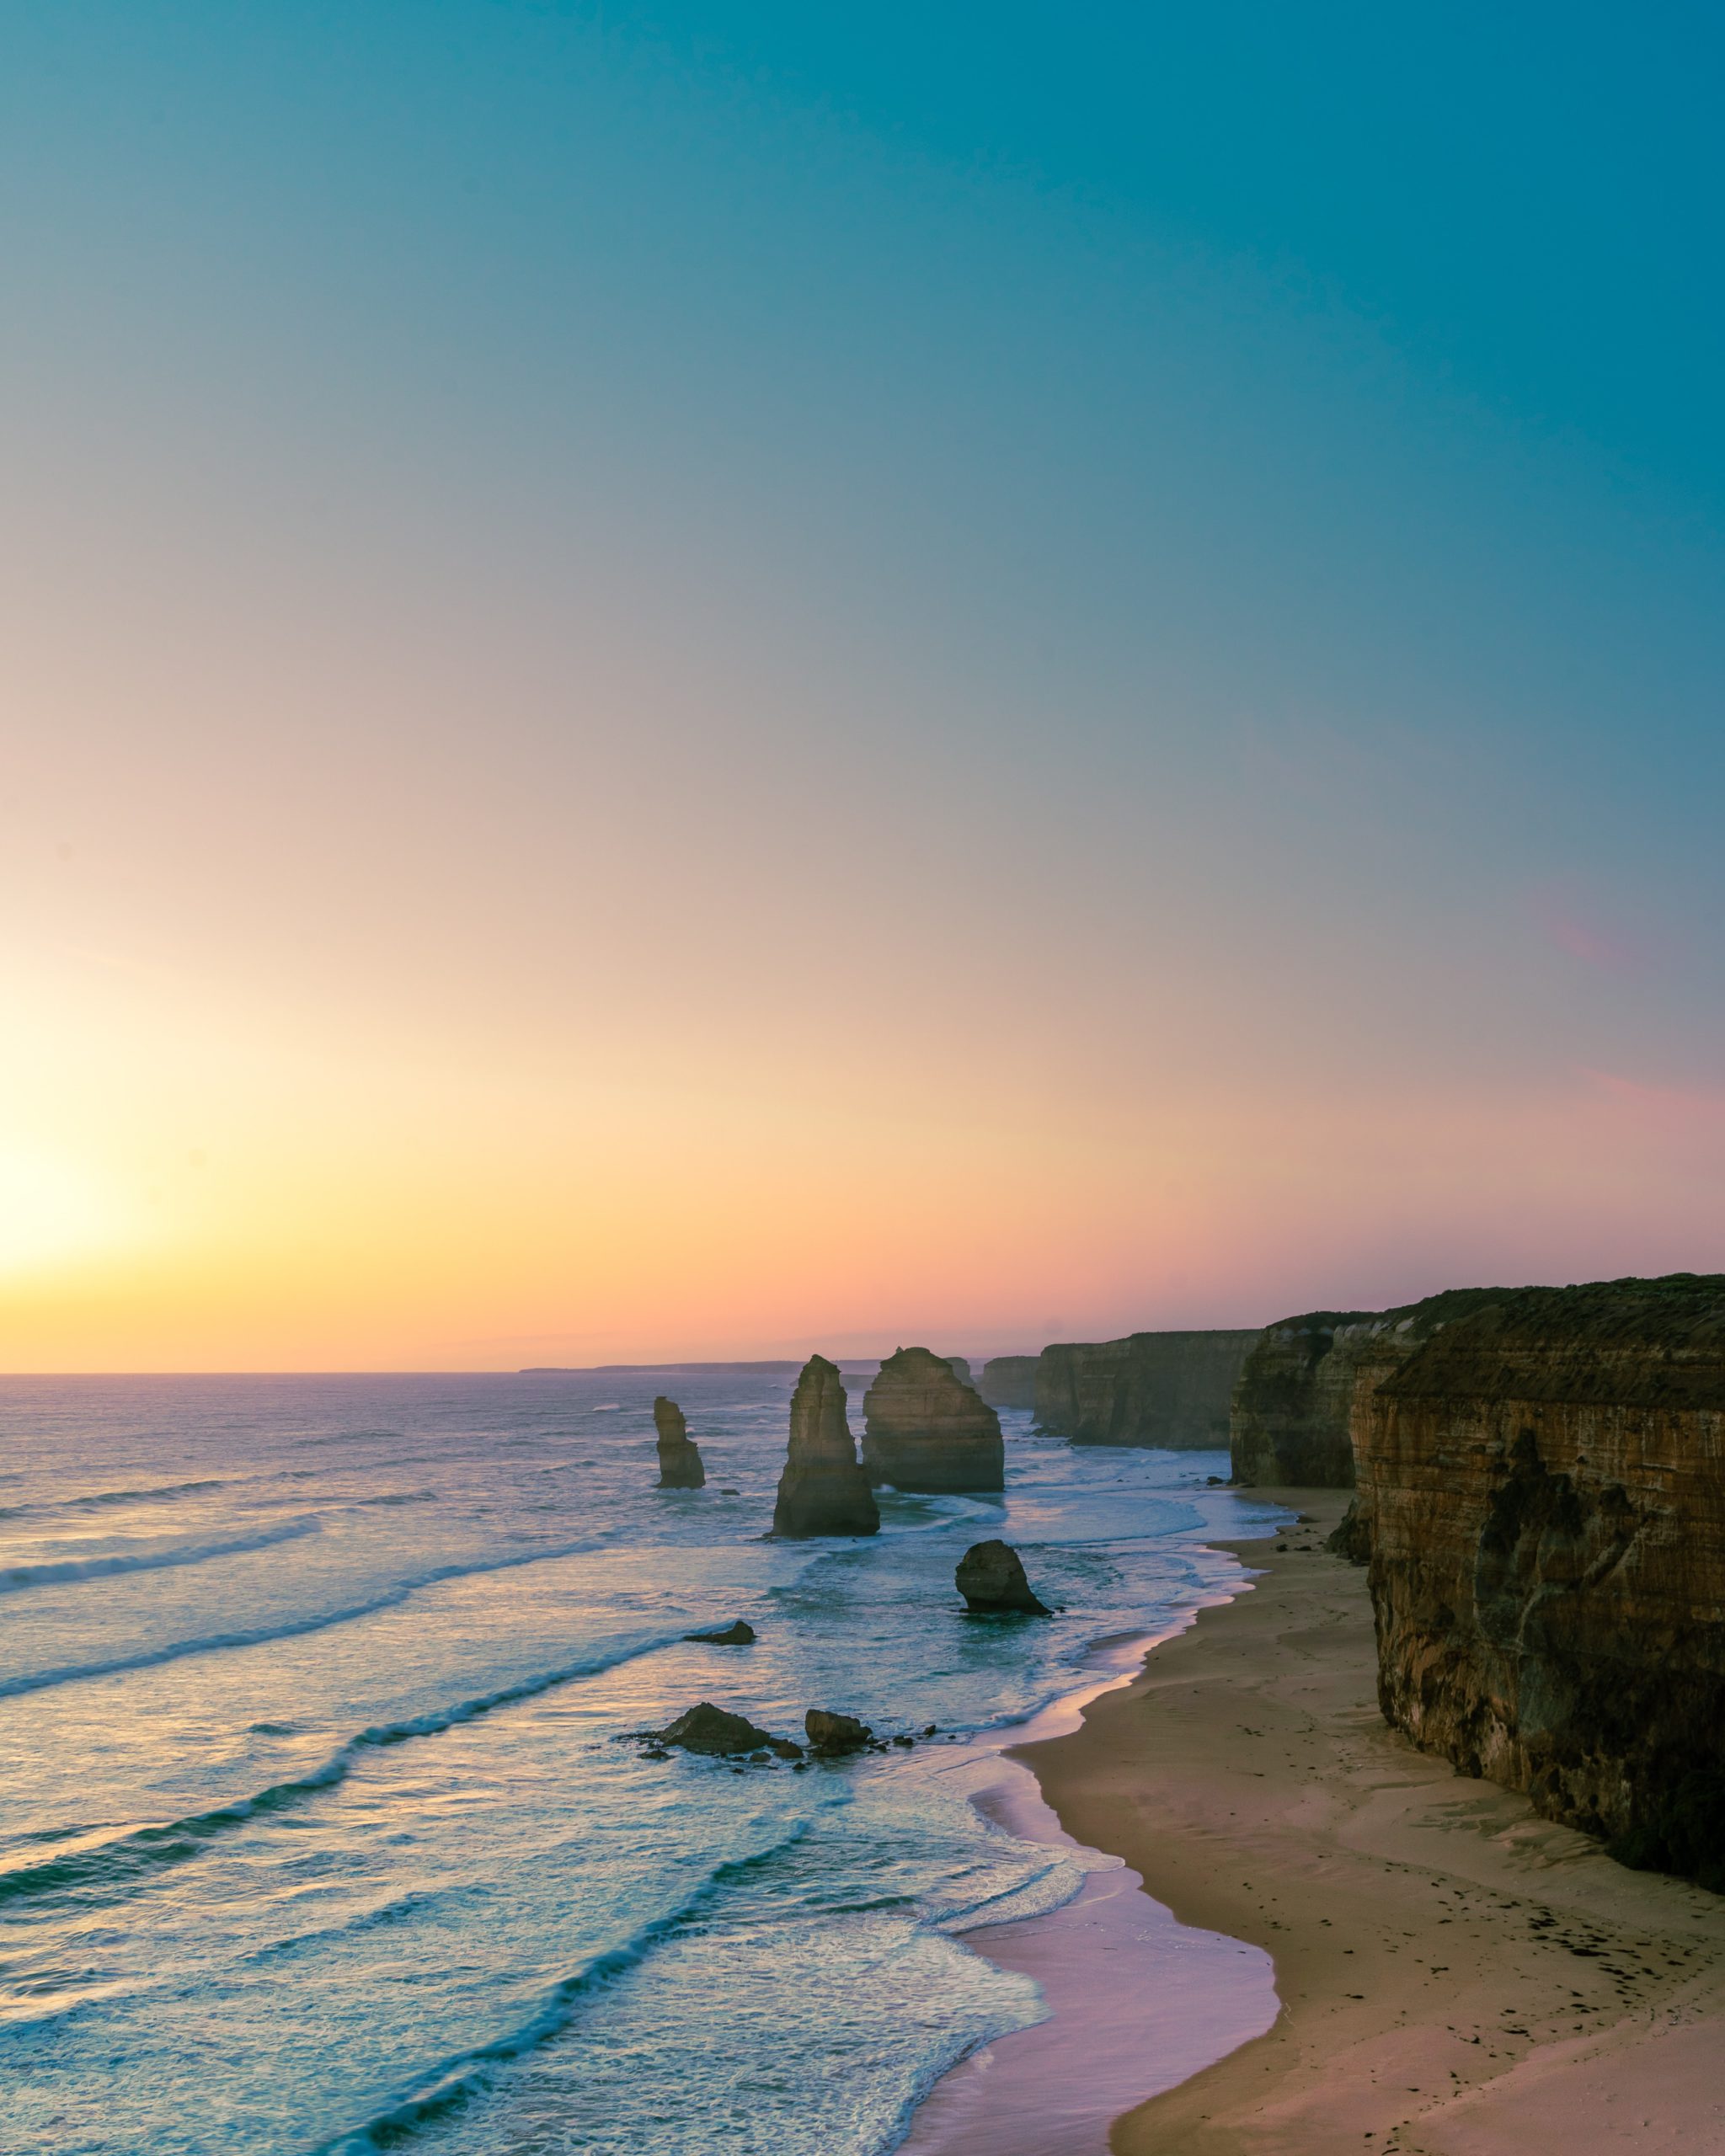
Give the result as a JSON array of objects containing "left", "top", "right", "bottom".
[
  {"left": 897, "top": 1600, "right": 1284, "bottom": 2154},
  {"left": 1023, "top": 1490, "right": 1725, "bottom": 2154}
]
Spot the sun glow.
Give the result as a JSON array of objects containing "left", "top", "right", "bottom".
[{"left": 0, "top": 1148, "right": 132, "bottom": 1278}]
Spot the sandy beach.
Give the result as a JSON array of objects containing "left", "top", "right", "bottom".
[{"left": 1019, "top": 1492, "right": 1725, "bottom": 2155}]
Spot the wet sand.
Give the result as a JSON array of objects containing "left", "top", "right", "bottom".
[
  {"left": 1024, "top": 1492, "right": 1725, "bottom": 2154},
  {"left": 898, "top": 1627, "right": 1279, "bottom": 2156}
]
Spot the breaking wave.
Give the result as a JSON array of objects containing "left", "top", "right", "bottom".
[
  {"left": 0, "top": 1518, "right": 320, "bottom": 1594},
  {"left": 0, "top": 1625, "right": 686, "bottom": 1907}
]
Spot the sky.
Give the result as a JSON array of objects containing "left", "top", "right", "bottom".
[{"left": 3, "top": 3, "right": 1723, "bottom": 1370}]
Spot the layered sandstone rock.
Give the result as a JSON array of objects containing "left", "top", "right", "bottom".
[
  {"left": 977, "top": 1355, "right": 1040, "bottom": 1410},
  {"left": 944, "top": 1356, "right": 973, "bottom": 1387},
  {"left": 653, "top": 1396, "right": 706, "bottom": 1488},
  {"left": 1036, "top": 1330, "right": 1261, "bottom": 1447},
  {"left": 1359, "top": 1274, "right": 1725, "bottom": 1888},
  {"left": 1230, "top": 1289, "right": 1507, "bottom": 1486},
  {"left": 861, "top": 1347, "right": 1004, "bottom": 1491},
  {"left": 772, "top": 1356, "right": 879, "bottom": 1538}
]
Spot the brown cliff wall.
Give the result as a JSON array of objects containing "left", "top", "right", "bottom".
[
  {"left": 1230, "top": 1289, "right": 1509, "bottom": 1487},
  {"left": 1034, "top": 1330, "right": 1262, "bottom": 1447},
  {"left": 1359, "top": 1274, "right": 1725, "bottom": 1889},
  {"left": 978, "top": 1355, "right": 1040, "bottom": 1410}
]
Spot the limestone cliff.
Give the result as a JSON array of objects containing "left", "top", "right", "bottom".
[
  {"left": 861, "top": 1347, "right": 1004, "bottom": 1491},
  {"left": 977, "top": 1355, "right": 1039, "bottom": 1410},
  {"left": 1230, "top": 1289, "right": 1508, "bottom": 1486},
  {"left": 1036, "top": 1330, "right": 1261, "bottom": 1447},
  {"left": 652, "top": 1396, "right": 706, "bottom": 1489},
  {"left": 772, "top": 1355, "right": 879, "bottom": 1538},
  {"left": 1359, "top": 1274, "right": 1725, "bottom": 1889}
]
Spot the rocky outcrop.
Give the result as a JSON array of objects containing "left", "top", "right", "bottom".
[
  {"left": 653, "top": 1702, "right": 798, "bottom": 1757},
  {"left": 1230, "top": 1289, "right": 1509, "bottom": 1486},
  {"left": 1359, "top": 1274, "right": 1725, "bottom": 1890},
  {"left": 945, "top": 1356, "right": 973, "bottom": 1387},
  {"left": 1036, "top": 1330, "right": 1261, "bottom": 1446},
  {"left": 683, "top": 1620, "right": 755, "bottom": 1645},
  {"left": 978, "top": 1355, "right": 1040, "bottom": 1410},
  {"left": 861, "top": 1348, "right": 1004, "bottom": 1491},
  {"left": 772, "top": 1357, "right": 879, "bottom": 1538},
  {"left": 653, "top": 1396, "right": 706, "bottom": 1488},
  {"left": 804, "top": 1709, "right": 873, "bottom": 1754},
  {"left": 956, "top": 1539, "right": 1050, "bottom": 1614}
]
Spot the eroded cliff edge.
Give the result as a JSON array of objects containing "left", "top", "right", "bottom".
[
  {"left": 1230, "top": 1288, "right": 1507, "bottom": 1486},
  {"left": 1359, "top": 1273, "right": 1725, "bottom": 1889},
  {"left": 1036, "top": 1329, "right": 1261, "bottom": 1446}
]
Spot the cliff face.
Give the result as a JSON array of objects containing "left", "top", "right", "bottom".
[
  {"left": 652, "top": 1396, "right": 706, "bottom": 1489},
  {"left": 1230, "top": 1289, "right": 1508, "bottom": 1486},
  {"left": 978, "top": 1355, "right": 1040, "bottom": 1410},
  {"left": 861, "top": 1347, "right": 1004, "bottom": 1491},
  {"left": 1359, "top": 1275, "right": 1725, "bottom": 1888},
  {"left": 1036, "top": 1331, "right": 1261, "bottom": 1447},
  {"left": 772, "top": 1356, "right": 879, "bottom": 1538}
]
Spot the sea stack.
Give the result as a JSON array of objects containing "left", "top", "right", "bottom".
[
  {"left": 772, "top": 1356, "right": 879, "bottom": 1538},
  {"left": 956, "top": 1540, "right": 1050, "bottom": 1615},
  {"left": 861, "top": 1347, "right": 1005, "bottom": 1491},
  {"left": 653, "top": 1396, "right": 706, "bottom": 1488}
]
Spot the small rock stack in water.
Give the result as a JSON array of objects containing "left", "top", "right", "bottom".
[
  {"left": 772, "top": 1356, "right": 879, "bottom": 1537},
  {"left": 653, "top": 1396, "right": 706, "bottom": 1488},
  {"left": 862, "top": 1347, "right": 1004, "bottom": 1491},
  {"left": 956, "top": 1539, "right": 1050, "bottom": 1615}
]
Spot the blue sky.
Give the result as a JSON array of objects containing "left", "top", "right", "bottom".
[{"left": 3, "top": 4, "right": 1722, "bottom": 1362}]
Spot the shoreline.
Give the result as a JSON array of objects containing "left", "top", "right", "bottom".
[
  {"left": 1023, "top": 1490, "right": 1725, "bottom": 2154},
  {"left": 896, "top": 1588, "right": 1284, "bottom": 2155}
]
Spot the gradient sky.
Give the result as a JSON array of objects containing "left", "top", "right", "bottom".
[{"left": 3, "top": 3, "right": 1723, "bottom": 1369}]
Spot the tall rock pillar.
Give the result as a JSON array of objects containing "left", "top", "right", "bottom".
[{"left": 772, "top": 1356, "right": 879, "bottom": 1537}]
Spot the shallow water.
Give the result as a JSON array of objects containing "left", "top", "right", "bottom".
[{"left": 0, "top": 1369, "right": 1283, "bottom": 2153}]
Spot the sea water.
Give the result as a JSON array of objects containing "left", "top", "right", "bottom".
[{"left": 0, "top": 1370, "right": 1284, "bottom": 2153}]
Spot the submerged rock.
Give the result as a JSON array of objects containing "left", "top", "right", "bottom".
[
  {"left": 862, "top": 1347, "right": 1004, "bottom": 1492},
  {"left": 956, "top": 1539, "right": 1050, "bottom": 1615},
  {"left": 652, "top": 1701, "right": 800, "bottom": 1758},
  {"left": 772, "top": 1356, "right": 879, "bottom": 1538},
  {"left": 654, "top": 1396, "right": 706, "bottom": 1489},
  {"left": 684, "top": 1620, "right": 756, "bottom": 1645},
  {"left": 804, "top": 1709, "right": 873, "bottom": 1754}
]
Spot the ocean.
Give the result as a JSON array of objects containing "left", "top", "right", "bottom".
[{"left": 0, "top": 1369, "right": 1284, "bottom": 2154}]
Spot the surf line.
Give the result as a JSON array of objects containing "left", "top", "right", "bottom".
[{"left": 894, "top": 1568, "right": 1284, "bottom": 2156}]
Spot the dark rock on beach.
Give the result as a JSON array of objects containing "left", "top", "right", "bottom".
[
  {"left": 1326, "top": 1499, "right": 1371, "bottom": 1564},
  {"left": 683, "top": 1620, "right": 756, "bottom": 1645},
  {"left": 862, "top": 1347, "right": 1004, "bottom": 1491},
  {"left": 772, "top": 1356, "right": 879, "bottom": 1538},
  {"left": 654, "top": 1396, "right": 706, "bottom": 1489},
  {"left": 804, "top": 1709, "right": 873, "bottom": 1754},
  {"left": 956, "top": 1539, "right": 1050, "bottom": 1615}
]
